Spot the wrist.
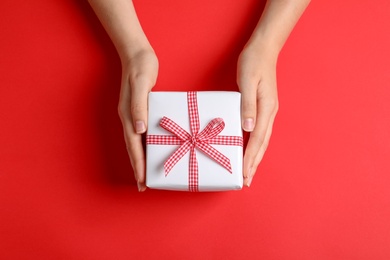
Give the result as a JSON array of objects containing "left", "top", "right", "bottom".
[
  {"left": 119, "top": 42, "right": 155, "bottom": 67},
  {"left": 242, "top": 39, "right": 279, "bottom": 65}
]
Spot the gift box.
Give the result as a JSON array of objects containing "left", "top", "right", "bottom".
[{"left": 146, "top": 91, "right": 243, "bottom": 192}]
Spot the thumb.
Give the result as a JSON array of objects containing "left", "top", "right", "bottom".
[
  {"left": 239, "top": 82, "right": 257, "bottom": 132},
  {"left": 130, "top": 77, "right": 153, "bottom": 134}
]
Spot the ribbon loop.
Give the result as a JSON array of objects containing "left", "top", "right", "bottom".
[
  {"left": 197, "top": 118, "right": 225, "bottom": 141},
  {"left": 160, "top": 116, "right": 191, "bottom": 141}
]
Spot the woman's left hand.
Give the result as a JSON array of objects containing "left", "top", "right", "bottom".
[{"left": 237, "top": 43, "right": 279, "bottom": 187}]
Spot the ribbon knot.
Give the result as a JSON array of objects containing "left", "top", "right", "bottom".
[
  {"left": 190, "top": 135, "right": 197, "bottom": 146},
  {"left": 146, "top": 92, "right": 243, "bottom": 192}
]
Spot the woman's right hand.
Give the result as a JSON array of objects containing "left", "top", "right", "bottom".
[{"left": 118, "top": 49, "right": 159, "bottom": 192}]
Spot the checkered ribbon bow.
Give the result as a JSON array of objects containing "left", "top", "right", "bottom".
[{"left": 146, "top": 91, "right": 243, "bottom": 192}]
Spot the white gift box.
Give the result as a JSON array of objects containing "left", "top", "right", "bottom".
[{"left": 146, "top": 91, "right": 243, "bottom": 192}]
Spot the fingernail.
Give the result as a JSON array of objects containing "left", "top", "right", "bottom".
[
  {"left": 245, "top": 166, "right": 253, "bottom": 187},
  {"left": 247, "top": 176, "right": 253, "bottom": 187},
  {"left": 137, "top": 182, "right": 142, "bottom": 192},
  {"left": 135, "top": 121, "right": 146, "bottom": 134},
  {"left": 243, "top": 118, "right": 254, "bottom": 132}
]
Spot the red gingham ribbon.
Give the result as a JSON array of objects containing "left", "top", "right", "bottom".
[{"left": 147, "top": 92, "right": 243, "bottom": 192}]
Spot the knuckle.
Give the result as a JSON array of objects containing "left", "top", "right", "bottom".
[
  {"left": 242, "top": 102, "right": 256, "bottom": 115},
  {"left": 125, "top": 143, "right": 132, "bottom": 153},
  {"left": 261, "top": 140, "right": 270, "bottom": 151},
  {"left": 250, "top": 135, "right": 264, "bottom": 150},
  {"left": 256, "top": 137, "right": 265, "bottom": 148},
  {"left": 130, "top": 102, "right": 146, "bottom": 116},
  {"left": 130, "top": 73, "right": 155, "bottom": 89},
  {"left": 272, "top": 99, "right": 279, "bottom": 113},
  {"left": 242, "top": 96, "right": 257, "bottom": 106},
  {"left": 125, "top": 137, "right": 137, "bottom": 153},
  {"left": 241, "top": 98, "right": 257, "bottom": 117},
  {"left": 117, "top": 103, "right": 127, "bottom": 119},
  {"left": 263, "top": 97, "right": 279, "bottom": 114},
  {"left": 251, "top": 131, "right": 271, "bottom": 151},
  {"left": 131, "top": 156, "right": 143, "bottom": 166},
  {"left": 238, "top": 80, "right": 258, "bottom": 92}
]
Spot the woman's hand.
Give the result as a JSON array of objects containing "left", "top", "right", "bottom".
[
  {"left": 238, "top": 44, "right": 279, "bottom": 187},
  {"left": 237, "top": 0, "right": 310, "bottom": 187},
  {"left": 87, "top": 0, "right": 158, "bottom": 191},
  {"left": 118, "top": 49, "right": 159, "bottom": 192}
]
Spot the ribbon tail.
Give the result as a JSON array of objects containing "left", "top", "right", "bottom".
[
  {"left": 196, "top": 143, "right": 233, "bottom": 173},
  {"left": 164, "top": 141, "right": 192, "bottom": 175},
  {"left": 188, "top": 146, "right": 198, "bottom": 192}
]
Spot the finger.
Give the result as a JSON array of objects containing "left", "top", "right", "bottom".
[
  {"left": 118, "top": 80, "right": 148, "bottom": 191},
  {"left": 238, "top": 81, "right": 258, "bottom": 132},
  {"left": 129, "top": 76, "right": 153, "bottom": 134},
  {"left": 244, "top": 116, "right": 275, "bottom": 187},
  {"left": 122, "top": 120, "right": 147, "bottom": 192},
  {"left": 253, "top": 116, "right": 275, "bottom": 167},
  {"left": 243, "top": 99, "right": 277, "bottom": 187}
]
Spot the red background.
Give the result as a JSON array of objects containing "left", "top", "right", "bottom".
[{"left": 1, "top": 0, "right": 390, "bottom": 259}]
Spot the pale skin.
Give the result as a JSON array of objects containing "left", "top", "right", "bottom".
[{"left": 88, "top": 0, "right": 310, "bottom": 191}]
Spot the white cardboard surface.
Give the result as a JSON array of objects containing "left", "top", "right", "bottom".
[{"left": 146, "top": 91, "right": 243, "bottom": 191}]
